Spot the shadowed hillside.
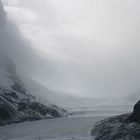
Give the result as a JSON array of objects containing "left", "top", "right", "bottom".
[{"left": 0, "top": 0, "right": 67, "bottom": 126}]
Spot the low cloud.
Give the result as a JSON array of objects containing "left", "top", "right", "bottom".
[{"left": 1, "top": 0, "right": 140, "bottom": 98}]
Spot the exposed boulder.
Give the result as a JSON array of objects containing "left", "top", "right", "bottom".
[
  {"left": 129, "top": 100, "right": 140, "bottom": 123},
  {"left": 91, "top": 101, "right": 140, "bottom": 140},
  {"left": 91, "top": 113, "right": 140, "bottom": 140}
]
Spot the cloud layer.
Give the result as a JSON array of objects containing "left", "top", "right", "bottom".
[{"left": 1, "top": 0, "right": 140, "bottom": 98}]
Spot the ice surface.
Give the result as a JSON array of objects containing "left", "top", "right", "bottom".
[{"left": 0, "top": 116, "right": 104, "bottom": 140}]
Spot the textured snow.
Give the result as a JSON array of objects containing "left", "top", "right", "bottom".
[{"left": 0, "top": 116, "right": 104, "bottom": 140}]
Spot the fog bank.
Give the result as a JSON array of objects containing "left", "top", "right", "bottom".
[{"left": 1, "top": 0, "right": 140, "bottom": 99}]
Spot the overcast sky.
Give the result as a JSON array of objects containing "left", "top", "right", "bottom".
[{"left": 1, "top": 0, "right": 140, "bottom": 98}]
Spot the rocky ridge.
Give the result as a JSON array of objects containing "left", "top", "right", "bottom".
[{"left": 91, "top": 101, "right": 140, "bottom": 140}]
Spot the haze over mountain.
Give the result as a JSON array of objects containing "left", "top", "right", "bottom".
[
  {"left": 0, "top": 0, "right": 67, "bottom": 125},
  {"left": 1, "top": 0, "right": 140, "bottom": 101},
  {"left": 0, "top": 1, "right": 140, "bottom": 139}
]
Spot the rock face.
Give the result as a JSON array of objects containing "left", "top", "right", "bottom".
[
  {"left": 129, "top": 100, "right": 140, "bottom": 123},
  {"left": 91, "top": 101, "right": 140, "bottom": 140},
  {"left": 91, "top": 113, "right": 140, "bottom": 140}
]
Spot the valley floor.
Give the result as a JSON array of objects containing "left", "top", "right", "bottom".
[{"left": 0, "top": 116, "right": 105, "bottom": 140}]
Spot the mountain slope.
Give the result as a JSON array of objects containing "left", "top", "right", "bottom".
[
  {"left": 0, "top": 56, "right": 67, "bottom": 126},
  {"left": 0, "top": 0, "right": 67, "bottom": 125}
]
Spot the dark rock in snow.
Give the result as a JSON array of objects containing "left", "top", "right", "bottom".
[
  {"left": 0, "top": 96, "right": 17, "bottom": 120},
  {"left": 91, "top": 101, "right": 140, "bottom": 140},
  {"left": 129, "top": 100, "right": 140, "bottom": 123},
  {"left": 91, "top": 113, "right": 140, "bottom": 140}
]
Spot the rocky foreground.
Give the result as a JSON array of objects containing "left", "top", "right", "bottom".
[{"left": 91, "top": 101, "right": 140, "bottom": 140}]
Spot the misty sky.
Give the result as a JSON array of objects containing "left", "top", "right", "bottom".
[{"left": 1, "top": 0, "right": 140, "bottom": 98}]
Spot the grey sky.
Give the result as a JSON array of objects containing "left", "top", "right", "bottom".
[{"left": 1, "top": 0, "right": 140, "bottom": 98}]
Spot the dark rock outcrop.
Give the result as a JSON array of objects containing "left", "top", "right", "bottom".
[
  {"left": 91, "top": 113, "right": 140, "bottom": 140},
  {"left": 0, "top": 96, "right": 18, "bottom": 121},
  {"left": 91, "top": 101, "right": 140, "bottom": 140},
  {"left": 129, "top": 100, "right": 140, "bottom": 123}
]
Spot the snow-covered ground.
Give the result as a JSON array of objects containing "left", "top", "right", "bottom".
[{"left": 0, "top": 116, "right": 105, "bottom": 140}]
